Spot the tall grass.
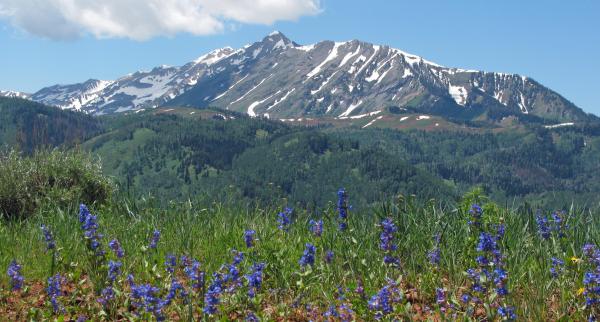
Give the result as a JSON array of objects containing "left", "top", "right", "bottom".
[{"left": 1, "top": 191, "right": 599, "bottom": 320}]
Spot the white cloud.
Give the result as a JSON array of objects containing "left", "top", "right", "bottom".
[{"left": 0, "top": 0, "right": 321, "bottom": 41}]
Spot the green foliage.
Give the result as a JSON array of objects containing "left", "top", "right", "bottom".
[
  {"left": 0, "top": 150, "right": 114, "bottom": 219},
  {"left": 0, "top": 97, "right": 102, "bottom": 153}
]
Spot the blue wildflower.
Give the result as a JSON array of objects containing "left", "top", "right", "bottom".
[
  {"left": 368, "top": 280, "right": 401, "bottom": 319},
  {"left": 337, "top": 188, "right": 349, "bottom": 230},
  {"left": 436, "top": 288, "right": 446, "bottom": 305},
  {"left": 324, "top": 305, "right": 339, "bottom": 318},
  {"left": 550, "top": 257, "right": 564, "bottom": 278},
  {"left": 149, "top": 229, "right": 160, "bottom": 249},
  {"left": 129, "top": 275, "right": 164, "bottom": 320},
  {"left": 244, "top": 230, "right": 256, "bottom": 248},
  {"left": 277, "top": 207, "right": 292, "bottom": 231},
  {"left": 184, "top": 258, "right": 205, "bottom": 291},
  {"left": 40, "top": 224, "right": 56, "bottom": 251},
  {"left": 204, "top": 272, "right": 225, "bottom": 315},
  {"left": 299, "top": 243, "right": 316, "bottom": 267},
  {"left": 498, "top": 306, "right": 517, "bottom": 320},
  {"left": 165, "top": 254, "right": 177, "bottom": 274},
  {"left": 46, "top": 274, "right": 63, "bottom": 313},
  {"left": 379, "top": 218, "right": 397, "bottom": 252},
  {"left": 107, "top": 260, "right": 122, "bottom": 282},
  {"left": 339, "top": 303, "right": 354, "bottom": 322},
  {"left": 7, "top": 260, "right": 24, "bottom": 291},
  {"left": 536, "top": 213, "right": 551, "bottom": 239},
  {"left": 78, "top": 204, "right": 90, "bottom": 223},
  {"left": 324, "top": 250, "right": 334, "bottom": 264},
  {"left": 468, "top": 204, "right": 483, "bottom": 226},
  {"left": 108, "top": 239, "right": 124, "bottom": 258},
  {"left": 309, "top": 219, "right": 323, "bottom": 237},
  {"left": 246, "top": 262, "right": 266, "bottom": 298},
  {"left": 79, "top": 206, "right": 104, "bottom": 256},
  {"left": 97, "top": 286, "right": 115, "bottom": 307}
]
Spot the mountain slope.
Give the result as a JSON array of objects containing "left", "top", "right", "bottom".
[{"left": 30, "top": 32, "right": 592, "bottom": 123}]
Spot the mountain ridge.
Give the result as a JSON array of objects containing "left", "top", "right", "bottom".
[{"left": 17, "top": 32, "right": 595, "bottom": 123}]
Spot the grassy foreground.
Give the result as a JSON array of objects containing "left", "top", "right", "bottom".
[{"left": 1, "top": 190, "right": 600, "bottom": 321}]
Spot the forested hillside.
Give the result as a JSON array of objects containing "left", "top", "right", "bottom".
[{"left": 1, "top": 99, "right": 600, "bottom": 209}]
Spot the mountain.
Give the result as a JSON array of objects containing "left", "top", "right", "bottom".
[
  {"left": 0, "top": 90, "right": 29, "bottom": 99},
  {"left": 29, "top": 32, "right": 592, "bottom": 123}
]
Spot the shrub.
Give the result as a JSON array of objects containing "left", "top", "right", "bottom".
[{"left": 0, "top": 149, "right": 114, "bottom": 219}]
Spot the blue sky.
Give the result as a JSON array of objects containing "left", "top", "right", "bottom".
[{"left": 0, "top": 0, "right": 598, "bottom": 114}]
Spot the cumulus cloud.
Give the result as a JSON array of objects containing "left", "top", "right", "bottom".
[{"left": 0, "top": 0, "right": 321, "bottom": 41}]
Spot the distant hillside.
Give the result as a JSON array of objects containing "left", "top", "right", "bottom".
[{"left": 0, "top": 97, "right": 102, "bottom": 153}]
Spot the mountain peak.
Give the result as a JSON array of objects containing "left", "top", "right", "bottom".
[
  {"left": 194, "top": 47, "right": 235, "bottom": 65},
  {"left": 260, "top": 31, "right": 293, "bottom": 49}
]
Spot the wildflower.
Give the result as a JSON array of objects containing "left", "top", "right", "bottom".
[
  {"left": 246, "top": 262, "right": 265, "bottom": 298},
  {"left": 498, "top": 306, "right": 517, "bottom": 320},
  {"left": 277, "top": 207, "right": 292, "bottom": 231},
  {"left": 427, "top": 248, "right": 441, "bottom": 266},
  {"left": 7, "top": 260, "right": 24, "bottom": 291},
  {"left": 107, "top": 260, "right": 122, "bottom": 282},
  {"left": 129, "top": 276, "right": 164, "bottom": 320},
  {"left": 40, "top": 224, "right": 56, "bottom": 251},
  {"left": 163, "top": 278, "right": 186, "bottom": 306},
  {"left": 184, "top": 258, "right": 205, "bottom": 291},
  {"left": 436, "top": 288, "right": 446, "bottom": 305},
  {"left": 468, "top": 204, "right": 483, "bottom": 226},
  {"left": 78, "top": 204, "right": 90, "bottom": 223},
  {"left": 108, "top": 239, "right": 124, "bottom": 258},
  {"left": 368, "top": 279, "right": 401, "bottom": 319},
  {"left": 246, "top": 312, "right": 260, "bottom": 322},
  {"left": 232, "top": 250, "right": 245, "bottom": 265},
  {"left": 79, "top": 207, "right": 104, "bottom": 256},
  {"left": 536, "top": 213, "right": 551, "bottom": 239},
  {"left": 165, "top": 254, "right": 177, "bottom": 273},
  {"left": 339, "top": 303, "right": 354, "bottom": 322},
  {"left": 244, "top": 230, "right": 256, "bottom": 248},
  {"left": 46, "top": 274, "right": 63, "bottom": 313},
  {"left": 149, "top": 229, "right": 161, "bottom": 249},
  {"left": 550, "top": 257, "right": 565, "bottom": 278},
  {"left": 383, "top": 255, "right": 401, "bottom": 267},
  {"left": 299, "top": 243, "right": 316, "bottom": 267},
  {"left": 309, "top": 219, "right": 323, "bottom": 237},
  {"left": 379, "top": 218, "right": 397, "bottom": 252},
  {"left": 324, "top": 305, "right": 339, "bottom": 318},
  {"left": 325, "top": 250, "right": 334, "bottom": 264},
  {"left": 336, "top": 188, "right": 350, "bottom": 230},
  {"left": 97, "top": 286, "right": 115, "bottom": 307},
  {"left": 204, "top": 272, "right": 225, "bottom": 315}
]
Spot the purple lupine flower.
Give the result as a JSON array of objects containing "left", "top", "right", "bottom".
[
  {"left": 244, "top": 230, "right": 256, "bottom": 248},
  {"left": 550, "top": 257, "right": 564, "bottom": 278},
  {"left": 232, "top": 250, "right": 245, "bottom": 265},
  {"left": 204, "top": 272, "right": 225, "bottom": 315},
  {"left": 97, "top": 286, "right": 115, "bottom": 307},
  {"left": 246, "top": 312, "right": 259, "bottom": 322},
  {"left": 324, "top": 305, "right": 339, "bottom": 318},
  {"left": 246, "top": 262, "right": 266, "bottom": 298},
  {"left": 536, "top": 213, "right": 551, "bottom": 239},
  {"left": 107, "top": 260, "right": 122, "bottom": 282},
  {"left": 368, "top": 279, "right": 401, "bottom": 319},
  {"left": 129, "top": 276, "right": 164, "bottom": 320},
  {"left": 7, "top": 260, "right": 24, "bottom": 291},
  {"left": 427, "top": 248, "right": 441, "bottom": 266},
  {"left": 76, "top": 315, "right": 88, "bottom": 322},
  {"left": 498, "top": 306, "right": 516, "bottom": 320},
  {"left": 165, "top": 254, "right": 177, "bottom": 274},
  {"left": 184, "top": 258, "right": 205, "bottom": 291},
  {"left": 339, "top": 303, "right": 354, "bottom": 322},
  {"left": 108, "top": 239, "right": 124, "bottom": 258},
  {"left": 325, "top": 250, "right": 334, "bottom": 264},
  {"left": 149, "top": 229, "right": 161, "bottom": 249},
  {"left": 46, "top": 274, "right": 64, "bottom": 313},
  {"left": 436, "top": 288, "right": 446, "bottom": 305},
  {"left": 379, "top": 218, "right": 397, "bottom": 252},
  {"left": 79, "top": 207, "right": 104, "bottom": 256},
  {"left": 337, "top": 188, "right": 349, "bottom": 230},
  {"left": 277, "top": 207, "right": 292, "bottom": 231},
  {"left": 309, "top": 219, "right": 323, "bottom": 237},
  {"left": 468, "top": 204, "right": 483, "bottom": 226},
  {"left": 78, "top": 204, "right": 90, "bottom": 223},
  {"left": 40, "top": 224, "right": 56, "bottom": 251},
  {"left": 299, "top": 243, "right": 316, "bottom": 267}
]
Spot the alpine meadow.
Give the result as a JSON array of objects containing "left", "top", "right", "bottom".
[{"left": 1, "top": 1, "right": 600, "bottom": 321}]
